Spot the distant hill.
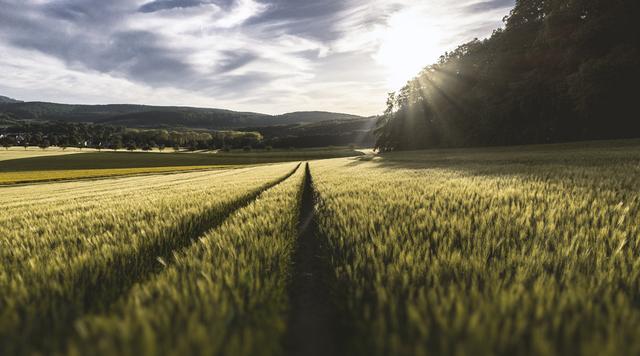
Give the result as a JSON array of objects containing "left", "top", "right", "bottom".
[
  {"left": 0, "top": 99, "right": 365, "bottom": 130},
  {"left": 273, "top": 111, "right": 363, "bottom": 124},
  {"left": 0, "top": 96, "right": 22, "bottom": 104}
]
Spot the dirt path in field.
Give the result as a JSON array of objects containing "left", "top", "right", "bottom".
[{"left": 285, "top": 163, "right": 339, "bottom": 356}]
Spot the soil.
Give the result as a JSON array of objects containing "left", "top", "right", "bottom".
[{"left": 284, "top": 163, "right": 339, "bottom": 356}]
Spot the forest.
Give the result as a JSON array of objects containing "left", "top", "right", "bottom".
[
  {"left": 0, "top": 122, "right": 263, "bottom": 151},
  {"left": 0, "top": 119, "right": 375, "bottom": 150},
  {"left": 375, "top": 0, "right": 640, "bottom": 151}
]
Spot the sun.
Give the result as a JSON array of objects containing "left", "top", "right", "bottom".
[{"left": 375, "top": 9, "right": 446, "bottom": 90}]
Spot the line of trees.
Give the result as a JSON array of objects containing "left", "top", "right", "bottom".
[
  {"left": 241, "top": 118, "right": 376, "bottom": 148},
  {"left": 375, "top": 0, "right": 640, "bottom": 151},
  {"left": 0, "top": 122, "right": 262, "bottom": 151}
]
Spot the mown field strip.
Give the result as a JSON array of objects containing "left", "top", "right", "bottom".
[
  {"left": 311, "top": 153, "right": 640, "bottom": 356},
  {"left": 0, "top": 165, "right": 236, "bottom": 185},
  {"left": 0, "top": 163, "right": 299, "bottom": 355},
  {"left": 0, "top": 148, "right": 88, "bottom": 161},
  {"left": 65, "top": 162, "right": 307, "bottom": 356}
]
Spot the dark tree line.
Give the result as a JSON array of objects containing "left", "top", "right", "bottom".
[
  {"left": 375, "top": 0, "right": 640, "bottom": 151},
  {"left": 0, "top": 121, "right": 262, "bottom": 150},
  {"left": 242, "top": 118, "right": 376, "bottom": 148},
  {"left": 265, "top": 133, "right": 370, "bottom": 149}
]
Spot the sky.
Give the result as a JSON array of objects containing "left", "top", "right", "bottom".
[{"left": 0, "top": 0, "right": 514, "bottom": 116}]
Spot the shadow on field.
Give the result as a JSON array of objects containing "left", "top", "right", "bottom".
[
  {"left": 0, "top": 149, "right": 365, "bottom": 172},
  {"left": 0, "top": 152, "right": 261, "bottom": 172},
  {"left": 343, "top": 140, "right": 640, "bottom": 186}
]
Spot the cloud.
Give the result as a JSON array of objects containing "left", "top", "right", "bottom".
[
  {"left": 0, "top": 0, "right": 515, "bottom": 115},
  {"left": 0, "top": 5, "right": 198, "bottom": 88},
  {"left": 215, "top": 51, "right": 258, "bottom": 73},
  {"left": 247, "top": 0, "right": 348, "bottom": 41},
  {"left": 36, "top": 0, "right": 135, "bottom": 29},
  {"left": 138, "top": 0, "right": 232, "bottom": 13},
  {"left": 463, "top": 0, "right": 514, "bottom": 13}
]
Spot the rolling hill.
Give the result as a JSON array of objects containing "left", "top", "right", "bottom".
[
  {"left": 0, "top": 96, "right": 22, "bottom": 104},
  {"left": 0, "top": 99, "right": 366, "bottom": 130}
]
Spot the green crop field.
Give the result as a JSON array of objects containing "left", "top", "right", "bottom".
[
  {"left": 1, "top": 140, "right": 639, "bottom": 355},
  {"left": 311, "top": 139, "right": 640, "bottom": 356},
  {"left": 0, "top": 163, "right": 300, "bottom": 355}
]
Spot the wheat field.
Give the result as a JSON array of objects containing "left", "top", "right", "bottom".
[
  {"left": 1, "top": 141, "right": 639, "bottom": 355},
  {"left": 311, "top": 141, "right": 640, "bottom": 356}
]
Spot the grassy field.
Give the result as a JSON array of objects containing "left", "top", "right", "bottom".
[
  {"left": 1, "top": 140, "right": 639, "bottom": 355},
  {"left": 0, "top": 147, "right": 361, "bottom": 184}
]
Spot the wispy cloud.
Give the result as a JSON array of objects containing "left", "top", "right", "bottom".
[
  {"left": 138, "top": 0, "right": 232, "bottom": 13},
  {"left": 0, "top": 0, "right": 513, "bottom": 115}
]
